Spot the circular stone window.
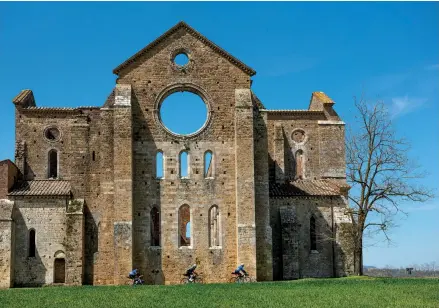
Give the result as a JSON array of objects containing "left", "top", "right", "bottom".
[
  {"left": 174, "top": 52, "right": 189, "bottom": 67},
  {"left": 159, "top": 91, "right": 208, "bottom": 136},
  {"left": 292, "top": 129, "right": 306, "bottom": 143},
  {"left": 44, "top": 127, "right": 60, "bottom": 141}
]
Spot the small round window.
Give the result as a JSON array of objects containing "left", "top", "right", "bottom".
[
  {"left": 44, "top": 127, "right": 60, "bottom": 141},
  {"left": 292, "top": 129, "right": 306, "bottom": 143},
  {"left": 174, "top": 53, "right": 189, "bottom": 67}
]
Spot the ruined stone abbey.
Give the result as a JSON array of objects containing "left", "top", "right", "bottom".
[{"left": 0, "top": 22, "right": 353, "bottom": 288}]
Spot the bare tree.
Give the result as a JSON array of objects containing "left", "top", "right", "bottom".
[{"left": 345, "top": 96, "right": 433, "bottom": 275}]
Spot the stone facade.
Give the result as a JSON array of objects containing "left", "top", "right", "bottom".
[{"left": 0, "top": 22, "right": 353, "bottom": 288}]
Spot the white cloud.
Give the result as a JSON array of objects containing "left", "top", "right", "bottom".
[
  {"left": 389, "top": 95, "right": 427, "bottom": 119},
  {"left": 406, "top": 204, "right": 439, "bottom": 212},
  {"left": 424, "top": 64, "right": 439, "bottom": 71}
]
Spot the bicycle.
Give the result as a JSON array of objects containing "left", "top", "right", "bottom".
[
  {"left": 229, "top": 273, "right": 253, "bottom": 283},
  {"left": 180, "top": 273, "right": 204, "bottom": 284},
  {"left": 127, "top": 275, "right": 144, "bottom": 286}
]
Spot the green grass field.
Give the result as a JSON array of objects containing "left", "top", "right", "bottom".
[{"left": 1, "top": 277, "right": 438, "bottom": 308}]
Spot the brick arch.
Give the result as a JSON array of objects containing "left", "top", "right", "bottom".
[
  {"left": 178, "top": 204, "right": 191, "bottom": 247},
  {"left": 150, "top": 206, "right": 160, "bottom": 247},
  {"left": 295, "top": 149, "right": 304, "bottom": 180},
  {"left": 47, "top": 149, "right": 58, "bottom": 179},
  {"left": 208, "top": 205, "right": 220, "bottom": 247},
  {"left": 204, "top": 150, "right": 214, "bottom": 178}
]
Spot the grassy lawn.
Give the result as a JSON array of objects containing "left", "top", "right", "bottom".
[{"left": 1, "top": 277, "right": 438, "bottom": 308}]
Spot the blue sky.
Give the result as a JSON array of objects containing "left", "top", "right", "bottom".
[{"left": 1, "top": 2, "right": 438, "bottom": 268}]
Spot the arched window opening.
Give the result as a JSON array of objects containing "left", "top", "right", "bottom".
[
  {"left": 310, "top": 216, "right": 317, "bottom": 251},
  {"left": 29, "top": 229, "right": 36, "bottom": 257},
  {"left": 92, "top": 151, "right": 96, "bottom": 161},
  {"left": 209, "top": 205, "right": 220, "bottom": 247},
  {"left": 179, "top": 151, "right": 188, "bottom": 178},
  {"left": 156, "top": 151, "right": 164, "bottom": 178},
  {"left": 179, "top": 204, "right": 191, "bottom": 247},
  {"left": 54, "top": 258, "right": 66, "bottom": 283},
  {"left": 150, "top": 207, "right": 160, "bottom": 246},
  {"left": 295, "top": 150, "right": 304, "bottom": 180},
  {"left": 48, "top": 149, "right": 58, "bottom": 178},
  {"left": 204, "top": 151, "right": 213, "bottom": 178}
]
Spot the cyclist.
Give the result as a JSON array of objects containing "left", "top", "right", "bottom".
[
  {"left": 129, "top": 268, "right": 139, "bottom": 280},
  {"left": 232, "top": 263, "right": 248, "bottom": 278},
  {"left": 184, "top": 264, "right": 198, "bottom": 282}
]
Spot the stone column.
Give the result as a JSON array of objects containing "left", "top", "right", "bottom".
[
  {"left": 274, "top": 124, "right": 285, "bottom": 183},
  {"left": 279, "top": 206, "right": 300, "bottom": 279},
  {"left": 253, "top": 110, "right": 273, "bottom": 281},
  {"left": 0, "top": 199, "right": 15, "bottom": 288},
  {"left": 234, "top": 89, "right": 257, "bottom": 277},
  {"left": 70, "top": 114, "right": 90, "bottom": 197},
  {"left": 112, "top": 84, "right": 133, "bottom": 284},
  {"left": 66, "top": 199, "right": 84, "bottom": 286},
  {"left": 94, "top": 107, "right": 115, "bottom": 285}
]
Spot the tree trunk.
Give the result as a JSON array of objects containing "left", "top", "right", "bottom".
[{"left": 354, "top": 235, "right": 363, "bottom": 276}]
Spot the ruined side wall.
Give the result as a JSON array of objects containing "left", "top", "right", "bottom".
[
  {"left": 0, "top": 200, "right": 14, "bottom": 288},
  {"left": 270, "top": 197, "right": 349, "bottom": 280},
  {"left": 14, "top": 110, "right": 77, "bottom": 181},
  {"left": 318, "top": 121, "right": 346, "bottom": 179},
  {"left": 117, "top": 28, "right": 251, "bottom": 284},
  {"left": 11, "top": 197, "right": 68, "bottom": 286},
  {"left": 266, "top": 113, "right": 326, "bottom": 182}
]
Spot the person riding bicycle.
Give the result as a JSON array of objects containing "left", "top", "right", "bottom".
[
  {"left": 232, "top": 263, "right": 248, "bottom": 278},
  {"left": 184, "top": 264, "right": 198, "bottom": 282},
  {"left": 129, "top": 268, "right": 139, "bottom": 280},
  {"left": 128, "top": 268, "right": 144, "bottom": 285}
]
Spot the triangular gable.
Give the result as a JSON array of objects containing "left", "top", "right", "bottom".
[{"left": 113, "top": 21, "right": 256, "bottom": 76}]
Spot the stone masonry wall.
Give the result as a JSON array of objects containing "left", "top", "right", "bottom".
[
  {"left": 266, "top": 113, "right": 326, "bottom": 182},
  {"left": 0, "top": 161, "right": 19, "bottom": 199},
  {"left": 270, "top": 197, "right": 349, "bottom": 280},
  {"left": 11, "top": 197, "right": 69, "bottom": 286},
  {"left": 0, "top": 199, "right": 15, "bottom": 288}
]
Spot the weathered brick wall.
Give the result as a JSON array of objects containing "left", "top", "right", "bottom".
[
  {"left": 14, "top": 110, "right": 76, "bottom": 181},
  {"left": 266, "top": 113, "right": 327, "bottom": 182},
  {"left": 0, "top": 200, "right": 15, "bottom": 288},
  {"left": 0, "top": 161, "right": 19, "bottom": 199},
  {"left": 11, "top": 197, "right": 69, "bottom": 286},
  {"left": 318, "top": 121, "right": 346, "bottom": 179},
  {"left": 270, "top": 197, "right": 350, "bottom": 280}
]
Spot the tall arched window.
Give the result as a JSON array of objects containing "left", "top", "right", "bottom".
[
  {"left": 156, "top": 151, "right": 164, "bottom": 178},
  {"left": 179, "top": 204, "right": 191, "bottom": 247},
  {"left": 48, "top": 149, "right": 58, "bottom": 178},
  {"left": 310, "top": 216, "right": 317, "bottom": 251},
  {"left": 179, "top": 151, "right": 188, "bottom": 178},
  {"left": 150, "top": 207, "right": 160, "bottom": 246},
  {"left": 209, "top": 205, "right": 220, "bottom": 247},
  {"left": 204, "top": 151, "right": 213, "bottom": 178},
  {"left": 295, "top": 150, "right": 304, "bottom": 180},
  {"left": 29, "top": 229, "right": 36, "bottom": 257}
]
